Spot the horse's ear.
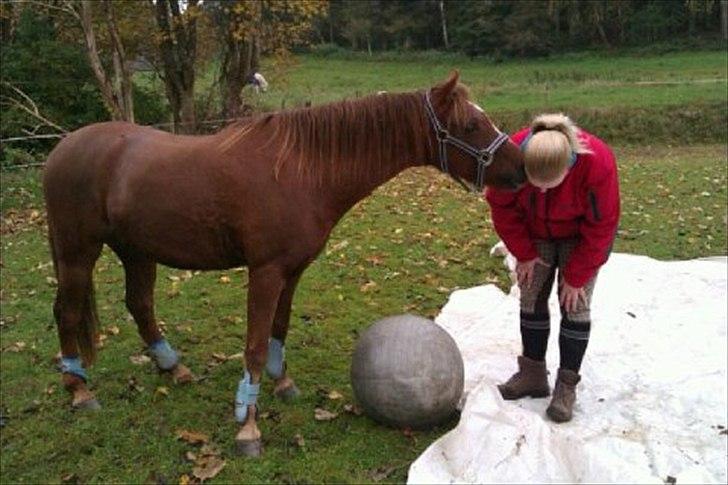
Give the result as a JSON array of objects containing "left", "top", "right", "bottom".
[{"left": 431, "top": 70, "right": 460, "bottom": 109}]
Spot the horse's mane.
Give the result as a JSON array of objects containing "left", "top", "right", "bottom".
[{"left": 220, "top": 84, "right": 473, "bottom": 183}]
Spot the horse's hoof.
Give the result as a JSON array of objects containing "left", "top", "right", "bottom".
[
  {"left": 73, "top": 398, "right": 101, "bottom": 411},
  {"left": 274, "top": 383, "right": 300, "bottom": 402},
  {"left": 235, "top": 438, "right": 263, "bottom": 457},
  {"left": 171, "top": 363, "right": 193, "bottom": 384}
]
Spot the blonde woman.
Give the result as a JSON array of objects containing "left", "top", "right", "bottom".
[{"left": 485, "top": 114, "right": 620, "bottom": 422}]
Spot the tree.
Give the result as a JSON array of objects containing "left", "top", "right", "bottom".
[
  {"left": 154, "top": 0, "right": 200, "bottom": 133},
  {"left": 0, "top": 7, "right": 107, "bottom": 159},
  {"left": 77, "top": 0, "right": 134, "bottom": 122},
  {"left": 209, "top": 0, "right": 326, "bottom": 118}
]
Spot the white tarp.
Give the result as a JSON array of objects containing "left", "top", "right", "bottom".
[{"left": 408, "top": 248, "right": 727, "bottom": 484}]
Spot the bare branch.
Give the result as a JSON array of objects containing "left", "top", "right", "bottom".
[{"left": 2, "top": 82, "right": 67, "bottom": 133}]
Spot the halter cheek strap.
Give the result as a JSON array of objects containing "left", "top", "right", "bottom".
[{"left": 424, "top": 91, "right": 510, "bottom": 192}]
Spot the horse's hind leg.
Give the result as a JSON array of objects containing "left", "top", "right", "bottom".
[
  {"left": 119, "top": 254, "right": 192, "bottom": 384},
  {"left": 267, "top": 270, "right": 303, "bottom": 401},
  {"left": 54, "top": 245, "right": 103, "bottom": 410}
]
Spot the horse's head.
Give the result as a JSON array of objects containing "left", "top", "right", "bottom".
[{"left": 425, "top": 72, "right": 526, "bottom": 191}]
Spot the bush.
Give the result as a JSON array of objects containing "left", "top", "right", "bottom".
[{"left": 0, "top": 8, "right": 107, "bottom": 162}]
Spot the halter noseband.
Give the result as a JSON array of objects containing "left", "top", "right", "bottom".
[{"left": 423, "top": 90, "right": 510, "bottom": 191}]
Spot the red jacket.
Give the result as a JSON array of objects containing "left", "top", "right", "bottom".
[{"left": 485, "top": 127, "right": 620, "bottom": 288}]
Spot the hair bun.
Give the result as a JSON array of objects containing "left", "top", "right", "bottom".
[{"left": 531, "top": 113, "right": 590, "bottom": 154}]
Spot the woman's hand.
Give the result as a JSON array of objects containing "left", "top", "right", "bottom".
[
  {"left": 515, "top": 257, "right": 549, "bottom": 288},
  {"left": 559, "top": 281, "right": 587, "bottom": 313}
]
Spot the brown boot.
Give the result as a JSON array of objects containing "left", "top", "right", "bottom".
[
  {"left": 497, "top": 355, "right": 550, "bottom": 400},
  {"left": 546, "top": 368, "right": 581, "bottom": 423}
]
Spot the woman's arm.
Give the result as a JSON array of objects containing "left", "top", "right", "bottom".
[
  {"left": 485, "top": 187, "right": 538, "bottom": 263},
  {"left": 563, "top": 152, "right": 621, "bottom": 288}
]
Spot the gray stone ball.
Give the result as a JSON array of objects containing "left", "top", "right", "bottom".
[{"left": 350, "top": 314, "right": 464, "bottom": 430}]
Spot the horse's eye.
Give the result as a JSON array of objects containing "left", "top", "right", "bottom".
[{"left": 465, "top": 120, "right": 479, "bottom": 134}]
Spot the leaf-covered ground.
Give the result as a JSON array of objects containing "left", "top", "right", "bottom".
[{"left": 1, "top": 144, "right": 726, "bottom": 483}]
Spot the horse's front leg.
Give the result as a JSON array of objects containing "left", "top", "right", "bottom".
[
  {"left": 235, "top": 264, "right": 286, "bottom": 457},
  {"left": 267, "top": 270, "right": 304, "bottom": 401}
]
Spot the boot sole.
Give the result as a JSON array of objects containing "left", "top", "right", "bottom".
[
  {"left": 499, "top": 388, "right": 551, "bottom": 400},
  {"left": 546, "top": 407, "right": 571, "bottom": 423}
]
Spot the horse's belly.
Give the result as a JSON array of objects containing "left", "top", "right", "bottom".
[
  {"left": 113, "top": 221, "right": 245, "bottom": 270},
  {"left": 108, "top": 196, "right": 245, "bottom": 269}
]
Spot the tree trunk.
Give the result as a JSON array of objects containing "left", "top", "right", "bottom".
[
  {"left": 439, "top": 0, "right": 449, "bottom": 49},
  {"left": 218, "top": 1, "right": 260, "bottom": 120},
  {"left": 592, "top": 2, "right": 610, "bottom": 48},
  {"left": 79, "top": 0, "right": 125, "bottom": 121},
  {"left": 721, "top": 0, "right": 728, "bottom": 42},
  {"left": 154, "top": 0, "right": 198, "bottom": 133},
  {"left": 221, "top": 36, "right": 259, "bottom": 119},
  {"left": 103, "top": 0, "right": 134, "bottom": 123}
]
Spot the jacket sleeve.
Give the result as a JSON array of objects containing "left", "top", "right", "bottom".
[
  {"left": 563, "top": 156, "right": 620, "bottom": 287},
  {"left": 485, "top": 187, "right": 539, "bottom": 262}
]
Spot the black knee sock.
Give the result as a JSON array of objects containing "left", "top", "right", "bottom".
[
  {"left": 520, "top": 311, "right": 550, "bottom": 361},
  {"left": 559, "top": 318, "right": 591, "bottom": 372}
]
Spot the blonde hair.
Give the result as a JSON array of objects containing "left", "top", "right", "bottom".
[{"left": 524, "top": 113, "right": 591, "bottom": 183}]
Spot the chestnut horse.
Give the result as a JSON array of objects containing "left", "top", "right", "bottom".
[{"left": 43, "top": 72, "right": 525, "bottom": 455}]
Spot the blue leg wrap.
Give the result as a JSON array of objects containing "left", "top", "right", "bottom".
[
  {"left": 148, "top": 338, "right": 179, "bottom": 371},
  {"left": 60, "top": 356, "right": 87, "bottom": 382},
  {"left": 265, "top": 338, "right": 285, "bottom": 379},
  {"left": 235, "top": 370, "right": 260, "bottom": 423}
]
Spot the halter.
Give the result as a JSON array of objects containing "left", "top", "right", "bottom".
[{"left": 423, "top": 91, "right": 510, "bottom": 191}]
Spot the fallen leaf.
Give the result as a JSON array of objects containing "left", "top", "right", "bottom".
[
  {"left": 211, "top": 352, "right": 227, "bottom": 362},
  {"left": 166, "top": 283, "right": 180, "bottom": 298},
  {"left": 344, "top": 403, "right": 363, "bottom": 416},
  {"left": 176, "top": 429, "right": 209, "bottom": 445},
  {"left": 314, "top": 408, "right": 338, "bottom": 421},
  {"left": 155, "top": 386, "right": 169, "bottom": 397},
  {"left": 105, "top": 325, "right": 120, "bottom": 336},
  {"left": 327, "top": 390, "right": 343, "bottom": 400},
  {"left": 198, "top": 444, "right": 221, "bottom": 457},
  {"left": 46, "top": 276, "right": 58, "bottom": 286},
  {"left": 219, "top": 275, "right": 231, "bottom": 284},
  {"left": 368, "top": 464, "right": 397, "bottom": 482},
  {"left": 192, "top": 456, "right": 225, "bottom": 482},
  {"left": 129, "top": 354, "right": 151, "bottom": 365},
  {"left": 179, "top": 474, "right": 191, "bottom": 485},
  {"left": 5, "top": 341, "right": 26, "bottom": 352},
  {"left": 359, "top": 281, "right": 377, "bottom": 292},
  {"left": 60, "top": 473, "right": 78, "bottom": 484},
  {"left": 292, "top": 433, "right": 305, "bottom": 448},
  {"left": 184, "top": 451, "right": 197, "bottom": 462}
]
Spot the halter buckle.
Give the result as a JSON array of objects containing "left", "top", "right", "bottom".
[
  {"left": 436, "top": 127, "right": 449, "bottom": 141},
  {"left": 478, "top": 151, "right": 494, "bottom": 167}
]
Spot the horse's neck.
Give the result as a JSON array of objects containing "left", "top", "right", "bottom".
[{"left": 316, "top": 155, "right": 422, "bottom": 220}]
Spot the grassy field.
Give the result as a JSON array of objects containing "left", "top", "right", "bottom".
[
  {"left": 135, "top": 49, "right": 727, "bottom": 145},
  {"left": 2, "top": 49, "right": 727, "bottom": 483},
  {"left": 247, "top": 50, "right": 728, "bottom": 114},
  {"left": 1, "top": 143, "right": 726, "bottom": 483}
]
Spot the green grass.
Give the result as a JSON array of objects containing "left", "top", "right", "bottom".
[
  {"left": 133, "top": 49, "right": 727, "bottom": 145},
  {"left": 251, "top": 50, "right": 727, "bottom": 113},
  {"left": 1, "top": 143, "right": 726, "bottom": 483}
]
